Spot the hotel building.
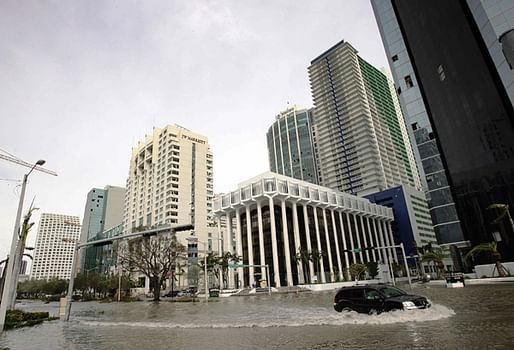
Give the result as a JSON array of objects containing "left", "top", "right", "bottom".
[
  {"left": 213, "top": 172, "right": 395, "bottom": 288},
  {"left": 31, "top": 213, "right": 81, "bottom": 280},
  {"left": 123, "top": 124, "right": 214, "bottom": 246}
]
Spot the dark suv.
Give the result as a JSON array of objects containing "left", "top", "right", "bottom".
[{"left": 333, "top": 285, "right": 431, "bottom": 314}]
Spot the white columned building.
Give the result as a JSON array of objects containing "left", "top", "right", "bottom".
[{"left": 213, "top": 172, "right": 394, "bottom": 288}]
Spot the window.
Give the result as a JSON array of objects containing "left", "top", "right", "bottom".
[
  {"left": 437, "top": 65, "right": 446, "bottom": 81},
  {"left": 404, "top": 75, "right": 414, "bottom": 88}
]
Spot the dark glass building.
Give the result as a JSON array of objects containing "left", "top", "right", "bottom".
[{"left": 372, "top": 0, "right": 514, "bottom": 261}]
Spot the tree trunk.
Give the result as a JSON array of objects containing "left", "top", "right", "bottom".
[
  {"left": 152, "top": 276, "right": 161, "bottom": 301},
  {"left": 496, "top": 260, "right": 508, "bottom": 277}
]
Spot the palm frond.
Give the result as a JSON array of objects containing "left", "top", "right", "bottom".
[{"left": 465, "top": 242, "right": 497, "bottom": 260}]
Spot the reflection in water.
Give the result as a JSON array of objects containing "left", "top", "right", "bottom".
[{"left": 1, "top": 284, "right": 514, "bottom": 350}]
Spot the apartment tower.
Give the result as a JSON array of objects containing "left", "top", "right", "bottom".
[
  {"left": 31, "top": 213, "right": 81, "bottom": 280},
  {"left": 308, "top": 40, "right": 421, "bottom": 197}
]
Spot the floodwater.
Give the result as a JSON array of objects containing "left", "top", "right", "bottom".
[{"left": 1, "top": 284, "right": 514, "bottom": 350}]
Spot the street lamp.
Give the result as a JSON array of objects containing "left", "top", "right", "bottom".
[
  {"left": 186, "top": 236, "right": 208, "bottom": 302},
  {"left": 0, "top": 160, "right": 45, "bottom": 333}
]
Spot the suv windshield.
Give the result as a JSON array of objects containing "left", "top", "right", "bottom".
[{"left": 379, "top": 286, "right": 406, "bottom": 298}]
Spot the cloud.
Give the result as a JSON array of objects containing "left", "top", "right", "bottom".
[{"left": 184, "top": 0, "right": 259, "bottom": 43}]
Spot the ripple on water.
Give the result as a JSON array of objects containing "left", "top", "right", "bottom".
[{"left": 80, "top": 303, "right": 455, "bottom": 329}]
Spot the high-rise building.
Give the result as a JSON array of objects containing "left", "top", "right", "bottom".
[
  {"left": 266, "top": 106, "right": 319, "bottom": 185},
  {"left": 308, "top": 40, "right": 421, "bottom": 196},
  {"left": 371, "top": 0, "right": 514, "bottom": 261},
  {"left": 124, "top": 124, "right": 214, "bottom": 245},
  {"left": 79, "top": 185, "right": 125, "bottom": 272},
  {"left": 31, "top": 213, "right": 81, "bottom": 280}
]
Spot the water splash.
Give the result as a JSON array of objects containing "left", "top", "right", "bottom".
[{"left": 80, "top": 303, "right": 455, "bottom": 329}]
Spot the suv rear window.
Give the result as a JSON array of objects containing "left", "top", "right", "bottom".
[{"left": 338, "top": 288, "right": 364, "bottom": 299}]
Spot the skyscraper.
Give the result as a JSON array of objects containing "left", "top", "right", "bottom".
[
  {"left": 371, "top": 0, "right": 514, "bottom": 260},
  {"left": 308, "top": 40, "right": 421, "bottom": 196},
  {"left": 123, "top": 124, "right": 214, "bottom": 245},
  {"left": 31, "top": 213, "right": 81, "bottom": 280},
  {"left": 266, "top": 106, "right": 319, "bottom": 185},
  {"left": 79, "top": 185, "right": 125, "bottom": 272}
]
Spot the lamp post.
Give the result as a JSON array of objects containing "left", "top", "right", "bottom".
[
  {"left": 0, "top": 160, "right": 45, "bottom": 333},
  {"left": 186, "top": 236, "right": 208, "bottom": 302}
]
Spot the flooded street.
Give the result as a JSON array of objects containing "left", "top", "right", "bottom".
[{"left": 1, "top": 284, "right": 514, "bottom": 349}]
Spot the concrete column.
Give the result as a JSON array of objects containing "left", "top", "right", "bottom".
[
  {"left": 372, "top": 218, "right": 382, "bottom": 262},
  {"left": 386, "top": 220, "right": 398, "bottom": 261},
  {"left": 292, "top": 202, "right": 304, "bottom": 284},
  {"left": 330, "top": 209, "right": 343, "bottom": 281},
  {"left": 216, "top": 216, "right": 223, "bottom": 290},
  {"left": 382, "top": 220, "right": 393, "bottom": 261},
  {"left": 245, "top": 205, "right": 255, "bottom": 287},
  {"left": 378, "top": 219, "right": 390, "bottom": 268},
  {"left": 226, "top": 212, "right": 234, "bottom": 288},
  {"left": 322, "top": 209, "right": 334, "bottom": 282},
  {"left": 338, "top": 211, "right": 350, "bottom": 280},
  {"left": 359, "top": 215, "right": 370, "bottom": 262},
  {"left": 235, "top": 210, "right": 243, "bottom": 288},
  {"left": 312, "top": 207, "right": 326, "bottom": 283},
  {"left": 303, "top": 204, "right": 314, "bottom": 283},
  {"left": 365, "top": 217, "right": 376, "bottom": 261},
  {"left": 352, "top": 214, "right": 364, "bottom": 262},
  {"left": 268, "top": 196, "right": 281, "bottom": 288},
  {"left": 347, "top": 213, "right": 356, "bottom": 263},
  {"left": 257, "top": 201, "right": 266, "bottom": 282},
  {"left": 280, "top": 200, "right": 293, "bottom": 286}
]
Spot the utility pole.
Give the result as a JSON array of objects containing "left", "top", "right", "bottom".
[{"left": 0, "top": 157, "right": 56, "bottom": 333}]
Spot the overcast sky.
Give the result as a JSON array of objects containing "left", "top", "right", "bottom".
[{"left": 0, "top": 1, "right": 389, "bottom": 263}]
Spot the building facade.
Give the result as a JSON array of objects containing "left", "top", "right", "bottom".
[
  {"left": 213, "top": 172, "right": 395, "bottom": 288},
  {"left": 266, "top": 106, "right": 319, "bottom": 185},
  {"left": 371, "top": 0, "right": 514, "bottom": 261},
  {"left": 308, "top": 40, "right": 421, "bottom": 196},
  {"left": 371, "top": 0, "right": 467, "bottom": 249},
  {"left": 123, "top": 124, "right": 214, "bottom": 246},
  {"left": 365, "top": 185, "right": 438, "bottom": 264},
  {"left": 80, "top": 185, "right": 125, "bottom": 272},
  {"left": 31, "top": 213, "right": 81, "bottom": 280}
]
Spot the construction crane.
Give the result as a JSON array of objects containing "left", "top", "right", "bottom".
[{"left": 0, "top": 153, "right": 57, "bottom": 176}]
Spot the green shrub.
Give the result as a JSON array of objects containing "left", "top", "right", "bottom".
[{"left": 5, "top": 310, "right": 51, "bottom": 330}]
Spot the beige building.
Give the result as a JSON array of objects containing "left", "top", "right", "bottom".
[{"left": 123, "top": 124, "right": 214, "bottom": 246}]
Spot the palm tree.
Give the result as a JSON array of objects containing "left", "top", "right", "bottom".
[
  {"left": 217, "top": 252, "right": 241, "bottom": 289},
  {"left": 349, "top": 263, "right": 367, "bottom": 281},
  {"left": 310, "top": 249, "right": 325, "bottom": 283},
  {"left": 487, "top": 203, "right": 514, "bottom": 233},
  {"left": 421, "top": 249, "right": 445, "bottom": 279},
  {"left": 465, "top": 242, "right": 510, "bottom": 277},
  {"left": 294, "top": 247, "right": 311, "bottom": 284}
]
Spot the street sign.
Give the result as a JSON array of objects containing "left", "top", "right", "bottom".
[{"left": 228, "top": 263, "right": 248, "bottom": 268}]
